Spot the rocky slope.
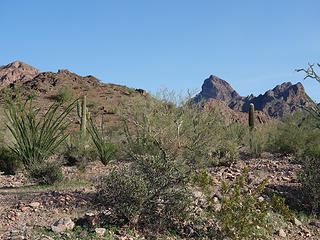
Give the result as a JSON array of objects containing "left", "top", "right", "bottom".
[
  {"left": 0, "top": 61, "right": 40, "bottom": 88},
  {"left": 194, "top": 75, "right": 316, "bottom": 118},
  {"left": 0, "top": 61, "right": 148, "bottom": 133}
]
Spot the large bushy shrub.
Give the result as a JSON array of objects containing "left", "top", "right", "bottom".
[
  {"left": 122, "top": 91, "right": 240, "bottom": 169},
  {"left": 98, "top": 154, "right": 192, "bottom": 231}
]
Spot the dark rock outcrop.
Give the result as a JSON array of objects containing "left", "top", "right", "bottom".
[{"left": 195, "top": 75, "right": 316, "bottom": 119}]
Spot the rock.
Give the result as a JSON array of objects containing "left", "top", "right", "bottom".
[
  {"left": 51, "top": 217, "right": 75, "bottom": 233},
  {"left": 95, "top": 228, "right": 106, "bottom": 237},
  {"left": 277, "top": 229, "right": 286, "bottom": 238},
  {"left": 194, "top": 75, "right": 316, "bottom": 120},
  {"left": 9, "top": 235, "right": 25, "bottom": 240},
  {"left": 310, "top": 221, "right": 320, "bottom": 228},
  {"left": 214, "top": 203, "right": 221, "bottom": 212},
  {"left": 29, "top": 202, "right": 40, "bottom": 208},
  {"left": 40, "top": 237, "right": 54, "bottom": 240},
  {"left": 301, "top": 227, "right": 311, "bottom": 237},
  {"left": 292, "top": 217, "right": 302, "bottom": 226}
]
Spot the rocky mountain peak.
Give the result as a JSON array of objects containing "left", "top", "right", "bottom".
[
  {"left": 195, "top": 76, "right": 316, "bottom": 119},
  {"left": 194, "top": 75, "right": 241, "bottom": 104},
  {"left": 0, "top": 61, "right": 40, "bottom": 88}
]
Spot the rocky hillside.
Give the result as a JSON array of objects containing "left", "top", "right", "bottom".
[
  {"left": 0, "top": 61, "right": 40, "bottom": 87},
  {"left": 0, "top": 61, "right": 148, "bottom": 132},
  {"left": 194, "top": 75, "right": 316, "bottom": 118}
]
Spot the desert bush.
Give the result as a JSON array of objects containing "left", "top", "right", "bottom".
[
  {"left": 297, "top": 145, "right": 320, "bottom": 215},
  {"left": 269, "top": 112, "right": 320, "bottom": 156},
  {"left": 192, "top": 168, "right": 294, "bottom": 240},
  {"left": 54, "top": 86, "right": 74, "bottom": 103},
  {"left": 3, "top": 92, "right": 77, "bottom": 168},
  {"left": 122, "top": 90, "right": 240, "bottom": 169},
  {"left": 244, "top": 121, "right": 278, "bottom": 157},
  {"left": 98, "top": 153, "right": 192, "bottom": 231},
  {"left": 27, "top": 161, "right": 63, "bottom": 185},
  {"left": 0, "top": 147, "right": 22, "bottom": 175}
]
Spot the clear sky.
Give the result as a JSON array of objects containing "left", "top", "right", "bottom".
[{"left": 1, "top": 0, "right": 320, "bottom": 101}]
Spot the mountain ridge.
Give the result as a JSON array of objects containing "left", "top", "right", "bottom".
[{"left": 194, "top": 75, "right": 316, "bottom": 119}]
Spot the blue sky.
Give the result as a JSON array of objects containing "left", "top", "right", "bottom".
[{"left": 1, "top": 0, "right": 320, "bottom": 101}]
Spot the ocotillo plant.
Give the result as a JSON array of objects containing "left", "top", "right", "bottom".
[
  {"left": 77, "top": 95, "right": 88, "bottom": 137},
  {"left": 249, "top": 103, "right": 255, "bottom": 130}
]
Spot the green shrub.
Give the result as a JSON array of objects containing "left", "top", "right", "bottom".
[
  {"left": 27, "top": 161, "right": 63, "bottom": 185},
  {"left": 98, "top": 153, "right": 192, "bottom": 231},
  {"left": 54, "top": 86, "right": 74, "bottom": 103},
  {"left": 122, "top": 91, "right": 239, "bottom": 169},
  {"left": 297, "top": 145, "right": 320, "bottom": 215},
  {"left": 246, "top": 123, "right": 277, "bottom": 158},
  {"left": 0, "top": 147, "right": 22, "bottom": 175},
  {"left": 270, "top": 113, "right": 320, "bottom": 156},
  {"left": 192, "top": 168, "right": 294, "bottom": 240}
]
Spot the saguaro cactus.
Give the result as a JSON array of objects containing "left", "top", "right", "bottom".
[
  {"left": 77, "top": 95, "right": 88, "bottom": 137},
  {"left": 249, "top": 103, "right": 254, "bottom": 130}
]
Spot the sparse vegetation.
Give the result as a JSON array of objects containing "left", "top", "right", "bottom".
[{"left": 0, "top": 71, "right": 319, "bottom": 238}]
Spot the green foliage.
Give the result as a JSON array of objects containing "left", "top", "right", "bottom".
[
  {"left": 297, "top": 145, "right": 320, "bottom": 215},
  {"left": 216, "top": 170, "right": 270, "bottom": 239},
  {"left": 122, "top": 90, "right": 239, "bottom": 169},
  {"left": 87, "top": 115, "right": 118, "bottom": 165},
  {"left": 62, "top": 132, "right": 98, "bottom": 167},
  {"left": 270, "top": 194, "right": 294, "bottom": 221},
  {"left": 54, "top": 86, "right": 74, "bottom": 103},
  {"left": 269, "top": 113, "right": 320, "bottom": 155},
  {"left": 99, "top": 166, "right": 149, "bottom": 222},
  {"left": 27, "top": 161, "right": 63, "bottom": 185},
  {"left": 193, "top": 168, "right": 294, "bottom": 240},
  {"left": 98, "top": 153, "right": 192, "bottom": 231},
  {"left": 245, "top": 122, "right": 277, "bottom": 157},
  {"left": 0, "top": 147, "right": 22, "bottom": 175},
  {"left": 3, "top": 92, "right": 77, "bottom": 167}
]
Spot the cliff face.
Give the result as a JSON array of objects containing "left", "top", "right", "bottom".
[
  {"left": 195, "top": 75, "right": 316, "bottom": 119},
  {"left": 0, "top": 61, "right": 40, "bottom": 88}
]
